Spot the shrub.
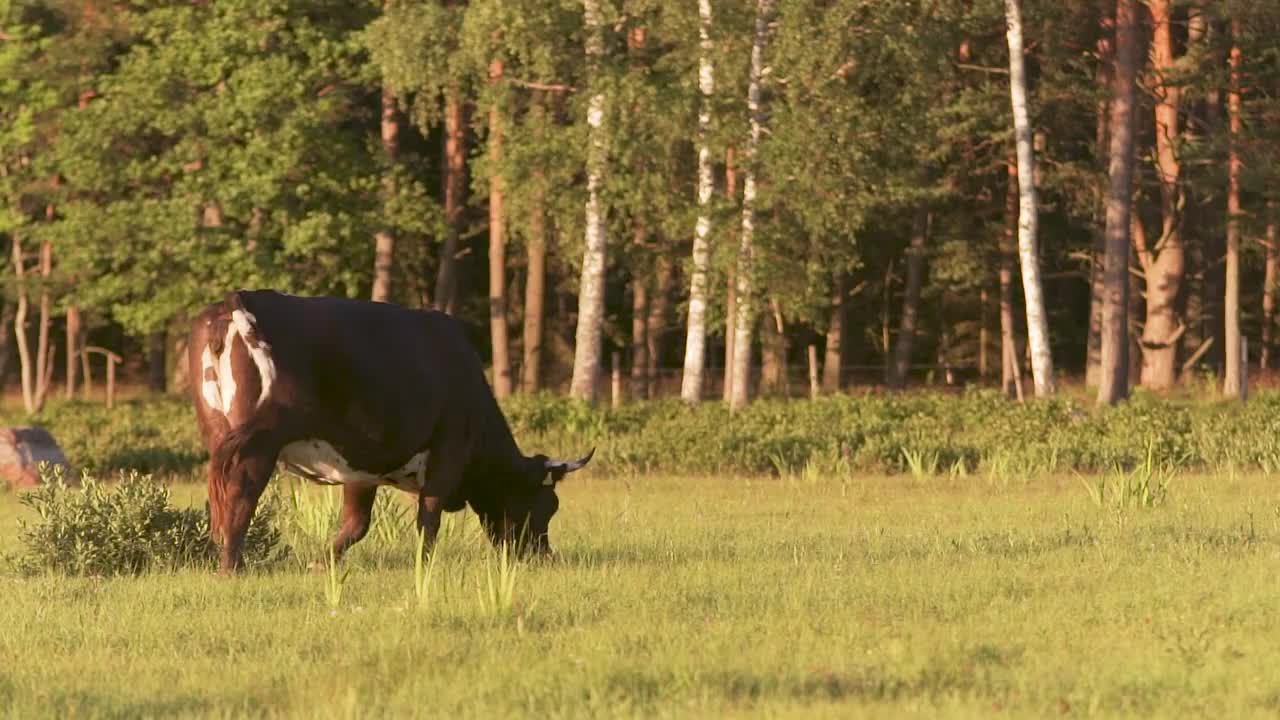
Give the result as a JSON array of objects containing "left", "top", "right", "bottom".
[
  {"left": 12, "top": 388, "right": 1280, "bottom": 483},
  {"left": 9, "top": 467, "right": 288, "bottom": 576}
]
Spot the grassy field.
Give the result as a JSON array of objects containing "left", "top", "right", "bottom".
[{"left": 0, "top": 468, "right": 1278, "bottom": 718}]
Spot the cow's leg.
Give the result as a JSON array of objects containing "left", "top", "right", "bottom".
[
  {"left": 417, "top": 494, "right": 447, "bottom": 551},
  {"left": 333, "top": 483, "right": 378, "bottom": 560},
  {"left": 416, "top": 438, "right": 468, "bottom": 553},
  {"left": 218, "top": 451, "right": 277, "bottom": 574}
]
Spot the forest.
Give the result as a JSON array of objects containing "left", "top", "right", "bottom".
[{"left": 2, "top": 0, "right": 1278, "bottom": 411}]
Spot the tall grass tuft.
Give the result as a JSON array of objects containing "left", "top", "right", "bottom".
[
  {"left": 322, "top": 546, "right": 349, "bottom": 610},
  {"left": 412, "top": 529, "right": 441, "bottom": 611},
  {"left": 475, "top": 541, "right": 522, "bottom": 622}
]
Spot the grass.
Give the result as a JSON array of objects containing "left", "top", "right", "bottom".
[{"left": 0, "top": 470, "right": 1278, "bottom": 717}]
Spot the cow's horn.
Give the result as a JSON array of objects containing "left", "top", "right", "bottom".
[{"left": 546, "top": 447, "right": 595, "bottom": 473}]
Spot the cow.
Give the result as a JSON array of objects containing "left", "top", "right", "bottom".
[{"left": 187, "top": 289, "right": 593, "bottom": 574}]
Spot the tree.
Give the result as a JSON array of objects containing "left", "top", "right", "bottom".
[
  {"left": 486, "top": 57, "right": 512, "bottom": 398},
  {"left": 1097, "top": 0, "right": 1139, "bottom": 407},
  {"left": 1264, "top": 201, "right": 1278, "bottom": 369},
  {"left": 1223, "top": 16, "right": 1242, "bottom": 399},
  {"left": 369, "top": 1, "right": 403, "bottom": 305},
  {"left": 435, "top": 86, "right": 467, "bottom": 314},
  {"left": 1000, "top": 161, "right": 1024, "bottom": 399},
  {"left": 1085, "top": 0, "right": 1113, "bottom": 388},
  {"left": 679, "top": 0, "right": 716, "bottom": 405},
  {"left": 1004, "top": 0, "right": 1054, "bottom": 396},
  {"left": 887, "top": 212, "right": 928, "bottom": 389},
  {"left": 821, "top": 273, "right": 845, "bottom": 392},
  {"left": 1136, "top": 0, "right": 1187, "bottom": 390},
  {"left": 371, "top": 82, "right": 400, "bottom": 303},
  {"left": 729, "top": 0, "right": 773, "bottom": 412},
  {"left": 569, "top": 0, "right": 609, "bottom": 402},
  {"left": 522, "top": 174, "right": 548, "bottom": 392}
]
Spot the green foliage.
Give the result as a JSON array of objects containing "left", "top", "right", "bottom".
[
  {"left": 19, "top": 391, "right": 1280, "bottom": 486},
  {"left": 9, "top": 467, "right": 286, "bottom": 576}
]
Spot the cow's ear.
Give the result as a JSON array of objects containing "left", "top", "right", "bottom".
[{"left": 542, "top": 448, "right": 595, "bottom": 485}]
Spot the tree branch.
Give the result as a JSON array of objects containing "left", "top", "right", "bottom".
[
  {"left": 510, "top": 78, "right": 576, "bottom": 93},
  {"left": 953, "top": 62, "right": 1009, "bottom": 75}
]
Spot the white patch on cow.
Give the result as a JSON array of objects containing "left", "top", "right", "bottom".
[
  {"left": 200, "top": 346, "right": 222, "bottom": 412},
  {"left": 279, "top": 439, "right": 429, "bottom": 494},
  {"left": 230, "top": 309, "right": 275, "bottom": 407},
  {"left": 217, "top": 324, "right": 239, "bottom": 412}
]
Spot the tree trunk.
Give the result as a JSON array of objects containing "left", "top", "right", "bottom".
[
  {"left": 1179, "top": 5, "right": 1210, "bottom": 368},
  {"left": 979, "top": 287, "right": 990, "bottom": 378},
  {"left": 65, "top": 304, "right": 81, "bottom": 400},
  {"left": 761, "top": 299, "right": 788, "bottom": 395},
  {"left": 1263, "top": 202, "right": 1278, "bottom": 369},
  {"left": 1086, "top": 0, "right": 1113, "bottom": 388},
  {"left": 680, "top": 0, "right": 717, "bottom": 405},
  {"left": 11, "top": 238, "right": 33, "bottom": 413},
  {"left": 1000, "top": 160, "right": 1022, "bottom": 398},
  {"left": 1004, "top": 0, "right": 1054, "bottom": 396},
  {"left": 729, "top": 0, "right": 773, "bottom": 412},
  {"left": 371, "top": 82, "right": 400, "bottom": 303},
  {"left": 146, "top": 329, "right": 165, "bottom": 393},
  {"left": 1137, "top": 0, "right": 1185, "bottom": 391},
  {"left": 521, "top": 132, "right": 549, "bottom": 392},
  {"left": 646, "top": 255, "right": 673, "bottom": 399},
  {"left": 487, "top": 58, "right": 512, "bottom": 398},
  {"left": 434, "top": 85, "right": 466, "bottom": 314},
  {"left": 822, "top": 273, "right": 845, "bottom": 392},
  {"left": 1223, "top": 21, "right": 1242, "bottom": 399},
  {"left": 0, "top": 297, "right": 14, "bottom": 394},
  {"left": 570, "top": 0, "right": 610, "bottom": 403},
  {"left": 888, "top": 211, "right": 928, "bottom": 389},
  {"left": 722, "top": 146, "right": 738, "bottom": 402},
  {"left": 33, "top": 240, "right": 52, "bottom": 410},
  {"left": 631, "top": 264, "right": 648, "bottom": 400},
  {"left": 1097, "top": 0, "right": 1138, "bottom": 407}
]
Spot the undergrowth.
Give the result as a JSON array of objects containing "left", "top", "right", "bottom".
[
  {"left": 7, "top": 388, "right": 1280, "bottom": 481},
  {"left": 8, "top": 466, "right": 287, "bottom": 576}
]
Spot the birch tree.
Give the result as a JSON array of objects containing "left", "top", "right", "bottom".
[
  {"left": 1223, "top": 18, "right": 1242, "bottom": 399},
  {"left": 680, "top": 0, "right": 716, "bottom": 405},
  {"left": 569, "top": 0, "right": 609, "bottom": 402},
  {"left": 729, "top": 0, "right": 773, "bottom": 412},
  {"left": 1003, "top": 0, "right": 1054, "bottom": 396}
]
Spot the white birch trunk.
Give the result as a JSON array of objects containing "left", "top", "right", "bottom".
[
  {"left": 1004, "top": 0, "right": 1055, "bottom": 396},
  {"left": 680, "top": 0, "right": 716, "bottom": 405},
  {"left": 570, "top": 0, "right": 609, "bottom": 402},
  {"left": 1223, "top": 20, "right": 1242, "bottom": 399},
  {"left": 11, "top": 237, "right": 33, "bottom": 413},
  {"left": 729, "top": 0, "right": 773, "bottom": 412}
]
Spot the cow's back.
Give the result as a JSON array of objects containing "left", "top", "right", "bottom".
[{"left": 238, "top": 291, "right": 485, "bottom": 470}]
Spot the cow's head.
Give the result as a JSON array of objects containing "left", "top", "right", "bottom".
[{"left": 478, "top": 448, "right": 594, "bottom": 556}]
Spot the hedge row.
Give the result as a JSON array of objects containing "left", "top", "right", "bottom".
[{"left": 4, "top": 389, "right": 1280, "bottom": 481}]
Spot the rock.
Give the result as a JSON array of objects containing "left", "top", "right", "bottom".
[{"left": 0, "top": 427, "right": 73, "bottom": 489}]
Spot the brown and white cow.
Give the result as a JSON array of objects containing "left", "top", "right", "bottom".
[{"left": 188, "top": 289, "right": 592, "bottom": 573}]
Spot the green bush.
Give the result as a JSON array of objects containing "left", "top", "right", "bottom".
[
  {"left": 9, "top": 467, "right": 288, "bottom": 576},
  {"left": 9, "top": 388, "right": 1280, "bottom": 481}
]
